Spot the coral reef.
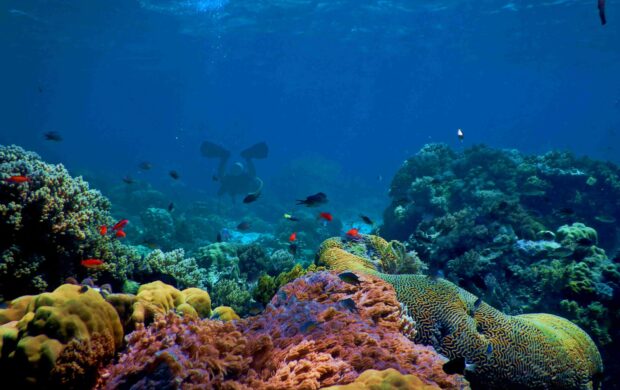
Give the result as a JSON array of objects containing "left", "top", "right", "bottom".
[
  {"left": 140, "top": 248, "right": 207, "bottom": 289},
  {"left": 99, "top": 272, "right": 465, "bottom": 389},
  {"left": 252, "top": 263, "right": 324, "bottom": 305},
  {"left": 0, "top": 145, "right": 146, "bottom": 299},
  {"left": 381, "top": 144, "right": 620, "bottom": 385},
  {"left": 324, "top": 368, "right": 440, "bottom": 390},
  {"left": 0, "top": 284, "right": 123, "bottom": 388},
  {"left": 318, "top": 235, "right": 604, "bottom": 390}
]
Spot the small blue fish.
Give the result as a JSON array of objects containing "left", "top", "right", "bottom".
[
  {"left": 339, "top": 298, "right": 358, "bottom": 313},
  {"left": 338, "top": 271, "right": 361, "bottom": 286}
]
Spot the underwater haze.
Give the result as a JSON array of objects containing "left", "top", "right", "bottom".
[{"left": 1, "top": 0, "right": 620, "bottom": 389}]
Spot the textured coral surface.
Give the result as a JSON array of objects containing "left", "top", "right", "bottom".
[
  {"left": 99, "top": 272, "right": 465, "bottom": 389},
  {"left": 318, "top": 235, "right": 604, "bottom": 390}
]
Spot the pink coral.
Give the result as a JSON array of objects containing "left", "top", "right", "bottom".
[{"left": 99, "top": 272, "right": 466, "bottom": 389}]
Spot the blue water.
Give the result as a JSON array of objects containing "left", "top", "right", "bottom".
[{"left": 2, "top": 1, "right": 618, "bottom": 199}]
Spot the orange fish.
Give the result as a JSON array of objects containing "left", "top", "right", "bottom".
[
  {"left": 4, "top": 175, "right": 31, "bottom": 184},
  {"left": 318, "top": 212, "right": 333, "bottom": 222},
  {"left": 81, "top": 259, "right": 104, "bottom": 269},
  {"left": 115, "top": 230, "right": 126, "bottom": 238},
  {"left": 99, "top": 225, "right": 108, "bottom": 236},
  {"left": 346, "top": 228, "right": 360, "bottom": 238},
  {"left": 289, "top": 232, "right": 297, "bottom": 242}
]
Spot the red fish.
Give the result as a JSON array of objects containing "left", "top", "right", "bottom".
[
  {"left": 81, "top": 259, "right": 104, "bottom": 269},
  {"left": 346, "top": 228, "right": 360, "bottom": 238},
  {"left": 4, "top": 175, "right": 31, "bottom": 184},
  {"left": 318, "top": 212, "right": 333, "bottom": 222},
  {"left": 289, "top": 232, "right": 297, "bottom": 242},
  {"left": 112, "top": 219, "right": 128, "bottom": 231},
  {"left": 99, "top": 225, "right": 108, "bottom": 236},
  {"left": 115, "top": 230, "right": 126, "bottom": 238}
]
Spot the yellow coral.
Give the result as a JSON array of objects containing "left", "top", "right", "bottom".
[
  {"left": 211, "top": 306, "right": 240, "bottom": 321},
  {"left": 318, "top": 236, "right": 604, "bottom": 390},
  {"left": 323, "top": 368, "right": 440, "bottom": 390},
  {"left": 0, "top": 284, "right": 123, "bottom": 387}
]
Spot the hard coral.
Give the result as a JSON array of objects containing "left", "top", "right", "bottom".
[
  {"left": 99, "top": 272, "right": 464, "bottom": 389},
  {"left": 0, "top": 145, "right": 141, "bottom": 299},
  {"left": 0, "top": 284, "right": 123, "bottom": 388},
  {"left": 323, "top": 368, "right": 440, "bottom": 390},
  {"left": 318, "top": 236, "right": 604, "bottom": 390}
]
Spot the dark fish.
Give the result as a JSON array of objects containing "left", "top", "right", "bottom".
[
  {"left": 576, "top": 237, "right": 595, "bottom": 246},
  {"left": 139, "top": 161, "right": 153, "bottom": 170},
  {"left": 169, "top": 170, "right": 180, "bottom": 180},
  {"left": 486, "top": 343, "right": 493, "bottom": 355},
  {"left": 288, "top": 243, "right": 298, "bottom": 256},
  {"left": 38, "top": 85, "right": 43, "bottom": 93},
  {"left": 243, "top": 191, "right": 260, "bottom": 204},
  {"left": 212, "top": 175, "right": 219, "bottom": 182},
  {"left": 296, "top": 192, "right": 328, "bottom": 207},
  {"left": 599, "top": 0, "right": 606, "bottom": 25},
  {"left": 300, "top": 320, "right": 319, "bottom": 334},
  {"left": 247, "top": 301, "right": 264, "bottom": 316},
  {"left": 168, "top": 202, "right": 174, "bottom": 212},
  {"left": 555, "top": 207, "right": 575, "bottom": 217},
  {"left": 216, "top": 232, "right": 222, "bottom": 242},
  {"left": 473, "top": 297, "right": 482, "bottom": 311},
  {"left": 43, "top": 131, "right": 62, "bottom": 142},
  {"left": 338, "top": 271, "right": 361, "bottom": 286},
  {"left": 442, "top": 357, "right": 476, "bottom": 375},
  {"left": 81, "top": 278, "right": 96, "bottom": 287},
  {"left": 122, "top": 175, "right": 135, "bottom": 184},
  {"left": 79, "top": 285, "right": 89, "bottom": 293},
  {"left": 237, "top": 221, "right": 251, "bottom": 231},
  {"left": 339, "top": 298, "right": 358, "bottom": 313},
  {"left": 553, "top": 247, "right": 574, "bottom": 258},
  {"left": 217, "top": 228, "right": 231, "bottom": 243},
  {"left": 360, "top": 215, "right": 374, "bottom": 225}
]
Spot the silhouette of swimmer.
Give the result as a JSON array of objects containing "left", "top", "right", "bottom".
[{"left": 200, "top": 141, "right": 268, "bottom": 202}]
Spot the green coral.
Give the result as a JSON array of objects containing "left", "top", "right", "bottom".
[
  {"left": 0, "top": 145, "right": 142, "bottom": 299},
  {"left": 557, "top": 223, "right": 598, "bottom": 246},
  {"left": 211, "top": 279, "right": 251, "bottom": 315},
  {"left": 252, "top": 263, "right": 324, "bottom": 305},
  {"left": 142, "top": 249, "right": 207, "bottom": 289}
]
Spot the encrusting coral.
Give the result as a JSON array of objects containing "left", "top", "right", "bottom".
[
  {"left": 317, "top": 234, "right": 604, "bottom": 390},
  {"left": 98, "top": 272, "right": 465, "bottom": 389}
]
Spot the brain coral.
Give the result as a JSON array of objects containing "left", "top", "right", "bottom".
[
  {"left": 99, "top": 272, "right": 466, "bottom": 389},
  {"left": 0, "top": 284, "right": 123, "bottom": 388},
  {"left": 317, "top": 235, "right": 604, "bottom": 390}
]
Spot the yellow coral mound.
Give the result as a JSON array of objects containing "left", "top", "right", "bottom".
[
  {"left": 323, "top": 368, "right": 440, "bottom": 390},
  {"left": 211, "top": 305, "right": 240, "bottom": 321},
  {"left": 0, "top": 284, "right": 123, "bottom": 387},
  {"left": 317, "top": 235, "right": 604, "bottom": 390}
]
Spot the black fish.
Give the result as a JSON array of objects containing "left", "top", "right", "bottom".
[
  {"left": 216, "top": 232, "right": 222, "bottom": 243},
  {"left": 288, "top": 243, "right": 298, "bottom": 256},
  {"left": 122, "top": 175, "right": 135, "bottom": 184},
  {"left": 243, "top": 191, "right": 260, "bottom": 204},
  {"left": 168, "top": 202, "right": 174, "bottom": 212},
  {"left": 79, "top": 285, "right": 89, "bottom": 293},
  {"left": 43, "top": 131, "right": 62, "bottom": 142},
  {"left": 169, "top": 170, "right": 180, "bottom": 180},
  {"left": 442, "top": 357, "right": 476, "bottom": 375},
  {"left": 339, "top": 298, "right": 358, "bottom": 313},
  {"left": 296, "top": 192, "right": 328, "bottom": 207},
  {"left": 212, "top": 175, "right": 219, "bottom": 182},
  {"left": 360, "top": 215, "right": 374, "bottom": 225},
  {"left": 247, "top": 301, "right": 264, "bottom": 316},
  {"left": 139, "top": 161, "right": 153, "bottom": 170},
  {"left": 599, "top": 0, "right": 607, "bottom": 25},
  {"left": 473, "top": 297, "right": 482, "bottom": 311},
  {"left": 237, "top": 221, "right": 251, "bottom": 231},
  {"left": 576, "top": 237, "right": 595, "bottom": 246},
  {"left": 556, "top": 207, "right": 575, "bottom": 217},
  {"left": 338, "top": 271, "right": 361, "bottom": 286}
]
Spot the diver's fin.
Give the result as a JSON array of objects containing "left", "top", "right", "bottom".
[
  {"left": 241, "top": 142, "right": 269, "bottom": 159},
  {"left": 200, "top": 141, "right": 231, "bottom": 159}
]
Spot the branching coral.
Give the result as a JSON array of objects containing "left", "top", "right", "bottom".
[
  {"left": 99, "top": 272, "right": 464, "bottom": 389},
  {"left": 141, "top": 248, "right": 207, "bottom": 289},
  {"left": 0, "top": 145, "right": 142, "bottom": 299}
]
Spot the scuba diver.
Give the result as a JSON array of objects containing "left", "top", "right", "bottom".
[{"left": 200, "top": 141, "right": 268, "bottom": 203}]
